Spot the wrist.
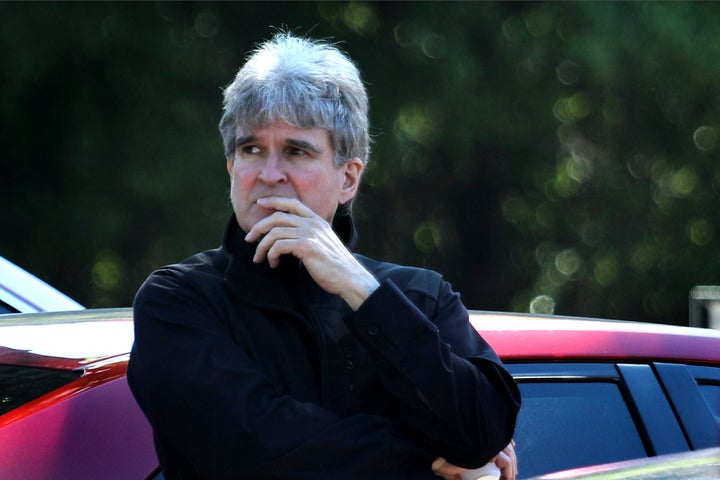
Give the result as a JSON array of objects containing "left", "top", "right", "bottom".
[{"left": 343, "top": 273, "right": 380, "bottom": 311}]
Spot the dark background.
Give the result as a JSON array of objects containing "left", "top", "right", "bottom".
[{"left": 2, "top": 2, "right": 719, "bottom": 325}]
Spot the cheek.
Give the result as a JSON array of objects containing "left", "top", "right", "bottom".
[
  {"left": 229, "top": 169, "right": 257, "bottom": 197},
  {"left": 298, "top": 173, "right": 345, "bottom": 213}
]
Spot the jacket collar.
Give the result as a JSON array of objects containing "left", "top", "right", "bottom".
[{"left": 219, "top": 209, "right": 358, "bottom": 310}]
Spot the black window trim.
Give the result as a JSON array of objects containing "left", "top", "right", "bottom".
[{"left": 654, "top": 362, "right": 720, "bottom": 450}]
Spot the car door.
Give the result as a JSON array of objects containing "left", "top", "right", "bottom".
[{"left": 505, "top": 361, "right": 717, "bottom": 478}]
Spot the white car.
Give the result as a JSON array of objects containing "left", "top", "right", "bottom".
[{"left": 0, "top": 256, "right": 84, "bottom": 314}]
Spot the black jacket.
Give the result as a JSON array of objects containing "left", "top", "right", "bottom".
[{"left": 128, "top": 214, "right": 520, "bottom": 479}]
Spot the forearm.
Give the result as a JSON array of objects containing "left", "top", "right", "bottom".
[
  {"left": 128, "top": 285, "right": 436, "bottom": 479},
  {"left": 347, "top": 279, "right": 521, "bottom": 468},
  {"left": 131, "top": 349, "right": 435, "bottom": 479}
]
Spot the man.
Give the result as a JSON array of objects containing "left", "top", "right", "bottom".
[{"left": 128, "top": 33, "right": 520, "bottom": 480}]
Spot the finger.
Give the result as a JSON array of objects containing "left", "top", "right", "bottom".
[
  {"left": 257, "top": 196, "right": 314, "bottom": 217},
  {"left": 431, "top": 457, "right": 465, "bottom": 479},
  {"left": 245, "top": 210, "right": 298, "bottom": 242},
  {"left": 252, "top": 227, "right": 298, "bottom": 263},
  {"left": 503, "top": 441, "right": 518, "bottom": 478},
  {"left": 263, "top": 238, "right": 298, "bottom": 268},
  {"left": 431, "top": 457, "right": 447, "bottom": 472},
  {"left": 494, "top": 451, "right": 516, "bottom": 480}
]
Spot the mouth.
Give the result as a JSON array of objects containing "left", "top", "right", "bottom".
[
  {"left": 252, "top": 196, "right": 284, "bottom": 214},
  {"left": 253, "top": 194, "right": 297, "bottom": 206}
]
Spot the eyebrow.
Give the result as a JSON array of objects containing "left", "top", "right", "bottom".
[
  {"left": 234, "top": 135, "right": 256, "bottom": 151},
  {"left": 286, "top": 138, "right": 323, "bottom": 155},
  {"left": 234, "top": 135, "right": 323, "bottom": 155}
]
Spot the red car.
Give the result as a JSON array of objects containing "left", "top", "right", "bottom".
[
  {"left": 0, "top": 309, "right": 157, "bottom": 479},
  {"left": 473, "top": 313, "right": 720, "bottom": 477},
  {"left": 1, "top": 309, "right": 719, "bottom": 479}
]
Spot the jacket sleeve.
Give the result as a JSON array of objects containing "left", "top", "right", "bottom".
[
  {"left": 347, "top": 277, "right": 521, "bottom": 469},
  {"left": 127, "top": 270, "right": 436, "bottom": 480}
]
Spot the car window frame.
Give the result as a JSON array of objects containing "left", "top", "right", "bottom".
[
  {"left": 654, "top": 362, "right": 720, "bottom": 450},
  {"left": 505, "top": 361, "right": 704, "bottom": 478}
]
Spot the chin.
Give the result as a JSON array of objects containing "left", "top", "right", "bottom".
[{"left": 237, "top": 210, "right": 268, "bottom": 232}]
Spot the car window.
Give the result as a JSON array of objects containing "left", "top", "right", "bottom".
[
  {"left": 698, "top": 384, "right": 720, "bottom": 425},
  {"left": 689, "top": 365, "right": 720, "bottom": 426},
  {"left": 505, "top": 363, "right": 653, "bottom": 478},
  {"left": 0, "top": 365, "right": 81, "bottom": 416},
  {"left": 513, "top": 381, "right": 647, "bottom": 478}
]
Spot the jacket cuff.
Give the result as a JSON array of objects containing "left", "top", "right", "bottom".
[{"left": 350, "top": 278, "right": 438, "bottom": 361}]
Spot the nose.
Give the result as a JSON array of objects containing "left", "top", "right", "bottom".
[{"left": 258, "top": 152, "right": 287, "bottom": 184}]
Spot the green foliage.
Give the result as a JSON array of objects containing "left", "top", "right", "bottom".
[{"left": 2, "top": 2, "right": 719, "bottom": 325}]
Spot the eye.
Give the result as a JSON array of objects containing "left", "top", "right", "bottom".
[
  {"left": 239, "top": 145, "right": 262, "bottom": 155},
  {"left": 287, "top": 146, "right": 307, "bottom": 156}
]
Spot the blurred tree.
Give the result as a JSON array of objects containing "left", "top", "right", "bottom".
[{"left": 1, "top": 1, "right": 718, "bottom": 325}]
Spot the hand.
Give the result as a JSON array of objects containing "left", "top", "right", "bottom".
[
  {"left": 431, "top": 441, "right": 517, "bottom": 480},
  {"left": 492, "top": 440, "right": 517, "bottom": 480},
  {"left": 244, "top": 196, "right": 379, "bottom": 310},
  {"left": 431, "top": 457, "right": 466, "bottom": 480}
]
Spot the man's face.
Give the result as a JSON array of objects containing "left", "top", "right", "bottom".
[{"left": 226, "top": 120, "right": 362, "bottom": 233}]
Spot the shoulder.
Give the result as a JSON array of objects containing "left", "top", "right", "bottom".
[{"left": 136, "top": 247, "right": 228, "bottom": 305}]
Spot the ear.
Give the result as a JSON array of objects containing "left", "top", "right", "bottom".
[
  {"left": 226, "top": 156, "right": 234, "bottom": 177},
  {"left": 339, "top": 158, "right": 364, "bottom": 205}
]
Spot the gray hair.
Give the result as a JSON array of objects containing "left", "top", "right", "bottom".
[{"left": 219, "top": 33, "right": 369, "bottom": 166}]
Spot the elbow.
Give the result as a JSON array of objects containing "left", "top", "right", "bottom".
[
  {"left": 450, "top": 374, "right": 522, "bottom": 468},
  {"left": 479, "top": 376, "right": 521, "bottom": 466}
]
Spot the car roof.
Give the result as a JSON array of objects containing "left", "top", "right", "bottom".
[
  {"left": 2, "top": 309, "right": 719, "bottom": 371},
  {"left": 0, "top": 308, "right": 133, "bottom": 370},
  {"left": 0, "top": 256, "right": 84, "bottom": 313},
  {"left": 471, "top": 311, "right": 720, "bottom": 365}
]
